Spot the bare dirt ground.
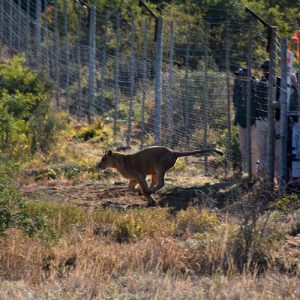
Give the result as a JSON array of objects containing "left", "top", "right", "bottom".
[
  {"left": 17, "top": 139, "right": 255, "bottom": 211},
  {"left": 20, "top": 171, "right": 250, "bottom": 211}
]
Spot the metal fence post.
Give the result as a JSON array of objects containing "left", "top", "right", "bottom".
[
  {"left": 126, "top": 16, "right": 136, "bottom": 146},
  {"left": 167, "top": 21, "right": 174, "bottom": 147},
  {"left": 8, "top": 0, "right": 13, "bottom": 50},
  {"left": 154, "top": 16, "right": 163, "bottom": 145},
  {"left": 64, "top": 0, "right": 70, "bottom": 112},
  {"left": 16, "top": 0, "right": 21, "bottom": 50},
  {"left": 54, "top": 0, "right": 60, "bottom": 109},
  {"left": 88, "top": 5, "right": 96, "bottom": 123},
  {"left": 113, "top": 11, "right": 121, "bottom": 140},
  {"left": 43, "top": 0, "right": 49, "bottom": 72},
  {"left": 26, "top": 0, "right": 31, "bottom": 55},
  {"left": 225, "top": 21, "right": 232, "bottom": 173},
  {"left": 184, "top": 34, "right": 190, "bottom": 153},
  {"left": 99, "top": 13, "right": 108, "bottom": 113},
  {"left": 140, "top": 18, "right": 148, "bottom": 149},
  {"left": 76, "top": 5, "right": 82, "bottom": 120},
  {"left": 203, "top": 22, "right": 209, "bottom": 175},
  {"left": 298, "top": 47, "right": 300, "bottom": 114},
  {"left": 35, "top": 0, "right": 41, "bottom": 69},
  {"left": 279, "top": 38, "right": 288, "bottom": 193},
  {"left": 267, "top": 26, "right": 277, "bottom": 184},
  {"left": 0, "top": 0, "right": 3, "bottom": 47},
  {"left": 246, "top": 21, "right": 253, "bottom": 179}
]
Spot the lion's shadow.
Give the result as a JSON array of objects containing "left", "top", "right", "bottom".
[{"left": 157, "top": 176, "right": 252, "bottom": 212}]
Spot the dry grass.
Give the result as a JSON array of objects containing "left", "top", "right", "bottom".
[
  {"left": 3, "top": 133, "right": 300, "bottom": 299},
  {"left": 2, "top": 272, "right": 300, "bottom": 300},
  {"left": 0, "top": 196, "right": 300, "bottom": 299}
]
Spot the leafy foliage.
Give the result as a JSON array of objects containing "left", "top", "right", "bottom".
[
  {"left": 51, "top": 0, "right": 299, "bottom": 74},
  {"left": 0, "top": 163, "right": 45, "bottom": 236},
  {"left": 0, "top": 56, "right": 61, "bottom": 158},
  {"left": 73, "top": 118, "right": 109, "bottom": 142},
  {"left": 271, "top": 194, "right": 300, "bottom": 212}
]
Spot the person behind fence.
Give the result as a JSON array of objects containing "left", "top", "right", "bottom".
[
  {"left": 254, "top": 60, "right": 281, "bottom": 178},
  {"left": 287, "top": 73, "right": 298, "bottom": 172},
  {"left": 233, "top": 67, "right": 259, "bottom": 176},
  {"left": 289, "top": 73, "right": 298, "bottom": 113}
]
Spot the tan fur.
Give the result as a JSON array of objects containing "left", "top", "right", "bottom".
[{"left": 97, "top": 146, "right": 222, "bottom": 206}]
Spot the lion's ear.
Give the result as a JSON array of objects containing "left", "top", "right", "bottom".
[{"left": 107, "top": 150, "right": 113, "bottom": 156}]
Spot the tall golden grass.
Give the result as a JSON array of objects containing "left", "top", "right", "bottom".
[{"left": 0, "top": 198, "right": 299, "bottom": 299}]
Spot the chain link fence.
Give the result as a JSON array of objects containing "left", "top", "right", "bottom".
[{"left": 1, "top": 0, "right": 291, "bottom": 183}]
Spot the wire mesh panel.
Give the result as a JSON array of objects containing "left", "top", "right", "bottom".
[{"left": 0, "top": 0, "right": 283, "bottom": 177}]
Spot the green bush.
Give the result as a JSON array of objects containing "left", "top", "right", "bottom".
[
  {"left": 25, "top": 200, "right": 87, "bottom": 242},
  {"left": 114, "top": 216, "right": 144, "bottom": 242},
  {"left": 176, "top": 208, "right": 218, "bottom": 237},
  {"left": 74, "top": 119, "right": 109, "bottom": 142},
  {"left": 271, "top": 194, "right": 300, "bottom": 212},
  {"left": 219, "top": 125, "right": 241, "bottom": 170},
  {"left": 0, "top": 163, "right": 46, "bottom": 237},
  {"left": 0, "top": 56, "right": 60, "bottom": 158}
]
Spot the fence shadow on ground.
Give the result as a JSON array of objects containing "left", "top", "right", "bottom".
[{"left": 157, "top": 176, "right": 260, "bottom": 213}]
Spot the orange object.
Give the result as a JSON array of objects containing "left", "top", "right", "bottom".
[{"left": 290, "top": 31, "right": 300, "bottom": 60}]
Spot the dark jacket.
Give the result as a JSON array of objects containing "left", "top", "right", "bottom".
[
  {"left": 233, "top": 77, "right": 256, "bottom": 128},
  {"left": 253, "top": 77, "right": 268, "bottom": 120},
  {"left": 253, "top": 75, "right": 281, "bottom": 120},
  {"left": 289, "top": 87, "right": 298, "bottom": 123}
]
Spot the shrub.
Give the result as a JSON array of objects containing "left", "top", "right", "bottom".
[
  {"left": 271, "top": 194, "right": 300, "bottom": 212},
  {"left": 0, "top": 163, "right": 46, "bottom": 237},
  {"left": 219, "top": 125, "right": 241, "bottom": 170},
  {"left": 114, "top": 216, "right": 144, "bottom": 242},
  {"left": 0, "top": 101, "right": 13, "bottom": 148},
  {"left": 0, "top": 56, "right": 60, "bottom": 158},
  {"left": 74, "top": 118, "right": 109, "bottom": 142},
  {"left": 175, "top": 208, "right": 218, "bottom": 237},
  {"left": 25, "top": 200, "right": 87, "bottom": 241}
]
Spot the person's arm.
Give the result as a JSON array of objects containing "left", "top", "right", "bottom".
[{"left": 233, "top": 82, "right": 240, "bottom": 110}]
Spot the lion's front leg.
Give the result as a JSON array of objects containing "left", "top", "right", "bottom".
[
  {"left": 128, "top": 179, "right": 142, "bottom": 194},
  {"left": 150, "top": 170, "right": 166, "bottom": 193},
  {"left": 149, "top": 173, "right": 158, "bottom": 192},
  {"left": 137, "top": 176, "right": 156, "bottom": 207}
]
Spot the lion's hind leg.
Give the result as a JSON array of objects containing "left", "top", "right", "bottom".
[
  {"left": 150, "top": 169, "right": 166, "bottom": 193},
  {"left": 150, "top": 173, "right": 158, "bottom": 189},
  {"left": 137, "top": 176, "right": 156, "bottom": 207},
  {"left": 128, "top": 179, "right": 142, "bottom": 195}
]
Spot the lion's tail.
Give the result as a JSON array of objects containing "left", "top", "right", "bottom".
[{"left": 173, "top": 149, "right": 223, "bottom": 158}]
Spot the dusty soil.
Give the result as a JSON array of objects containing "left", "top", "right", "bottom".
[{"left": 20, "top": 172, "right": 251, "bottom": 211}]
